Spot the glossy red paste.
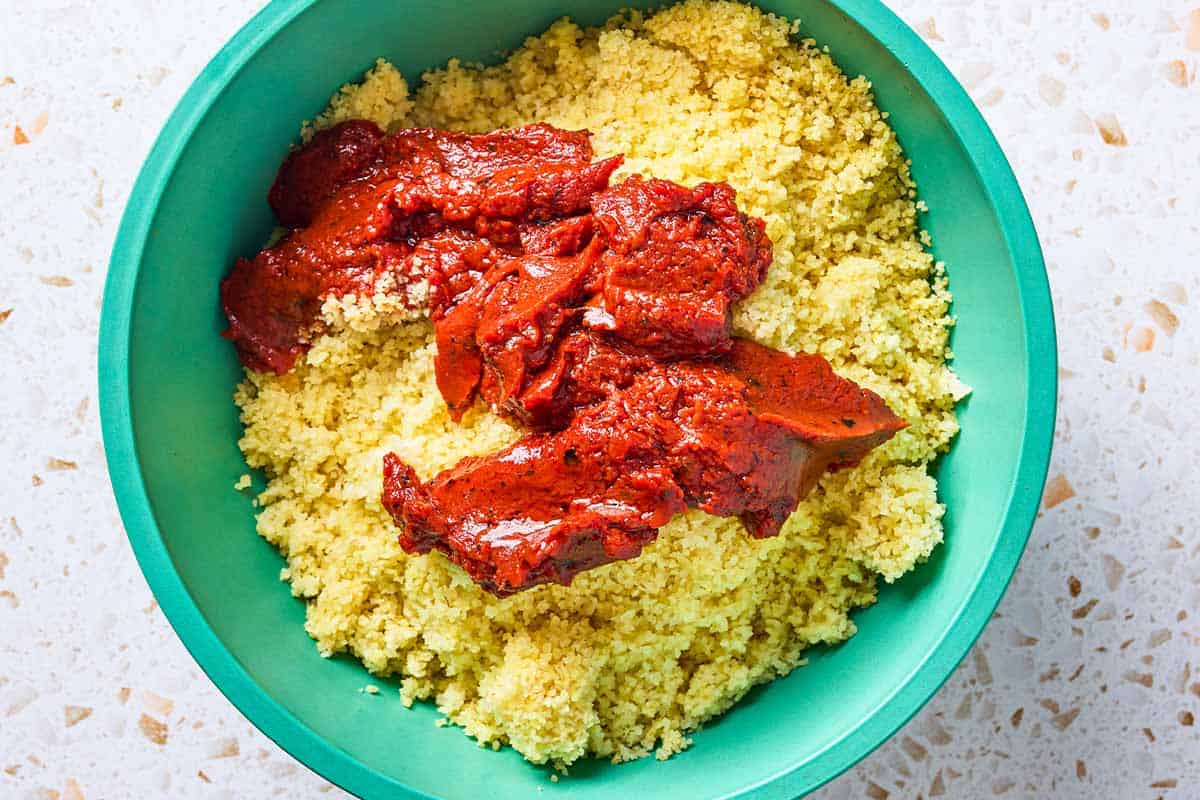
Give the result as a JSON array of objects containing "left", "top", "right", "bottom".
[{"left": 223, "top": 121, "right": 905, "bottom": 596}]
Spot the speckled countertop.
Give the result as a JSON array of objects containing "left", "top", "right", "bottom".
[{"left": 1, "top": 1, "right": 1198, "bottom": 798}]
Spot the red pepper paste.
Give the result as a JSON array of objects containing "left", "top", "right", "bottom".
[{"left": 222, "top": 120, "right": 906, "bottom": 596}]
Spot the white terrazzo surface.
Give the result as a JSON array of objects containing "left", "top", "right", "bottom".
[{"left": 2, "top": 1, "right": 1198, "bottom": 798}]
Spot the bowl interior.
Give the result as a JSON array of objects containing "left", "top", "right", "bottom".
[{"left": 102, "top": 0, "right": 1053, "bottom": 798}]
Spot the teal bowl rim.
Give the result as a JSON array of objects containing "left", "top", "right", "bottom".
[{"left": 98, "top": 0, "right": 1057, "bottom": 797}]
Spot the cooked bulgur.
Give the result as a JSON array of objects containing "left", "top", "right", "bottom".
[{"left": 235, "top": 0, "right": 963, "bottom": 767}]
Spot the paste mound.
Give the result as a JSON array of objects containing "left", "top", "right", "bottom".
[{"left": 235, "top": 0, "right": 965, "bottom": 767}]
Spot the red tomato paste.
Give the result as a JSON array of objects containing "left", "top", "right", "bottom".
[{"left": 222, "top": 121, "right": 905, "bottom": 596}]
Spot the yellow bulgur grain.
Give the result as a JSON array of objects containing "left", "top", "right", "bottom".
[{"left": 235, "top": 0, "right": 962, "bottom": 767}]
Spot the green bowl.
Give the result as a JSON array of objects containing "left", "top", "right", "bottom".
[{"left": 99, "top": 0, "right": 1055, "bottom": 797}]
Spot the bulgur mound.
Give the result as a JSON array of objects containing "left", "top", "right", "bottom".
[{"left": 235, "top": 0, "right": 964, "bottom": 767}]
